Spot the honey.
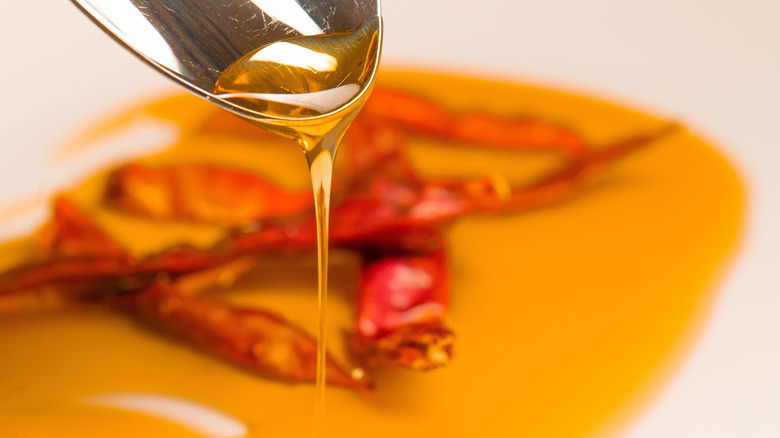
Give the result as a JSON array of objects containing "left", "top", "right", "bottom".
[{"left": 0, "top": 71, "right": 743, "bottom": 437}]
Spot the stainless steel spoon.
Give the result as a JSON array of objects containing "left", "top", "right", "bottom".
[{"left": 69, "top": 0, "right": 382, "bottom": 126}]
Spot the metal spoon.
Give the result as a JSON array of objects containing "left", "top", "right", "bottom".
[{"left": 69, "top": 0, "right": 382, "bottom": 126}]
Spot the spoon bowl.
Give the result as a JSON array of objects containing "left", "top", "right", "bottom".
[{"left": 70, "top": 0, "right": 382, "bottom": 124}]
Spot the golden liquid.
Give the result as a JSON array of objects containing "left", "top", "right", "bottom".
[
  {"left": 214, "top": 17, "right": 380, "bottom": 121},
  {"left": 213, "top": 17, "right": 380, "bottom": 435},
  {"left": 0, "top": 72, "right": 743, "bottom": 437}
]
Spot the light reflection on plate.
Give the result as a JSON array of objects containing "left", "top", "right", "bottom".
[{"left": 85, "top": 392, "right": 248, "bottom": 438}]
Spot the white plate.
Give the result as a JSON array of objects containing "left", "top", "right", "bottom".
[{"left": 1, "top": 1, "right": 779, "bottom": 436}]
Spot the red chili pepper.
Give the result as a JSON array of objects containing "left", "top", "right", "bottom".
[
  {"left": 117, "top": 266, "right": 369, "bottom": 390},
  {"left": 360, "top": 88, "right": 590, "bottom": 158},
  {"left": 40, "top": 197, "right": 132, "bottom": 260},
  {"left": 351, "top": 249, "right": 454, "bottom": 371},
  {"left": 105, "top": 164, "right": 312, "bottom": 226}
]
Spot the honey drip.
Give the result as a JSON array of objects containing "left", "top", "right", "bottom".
[{"left": 213, "top": 17, "right": 380, "bottom": 435}]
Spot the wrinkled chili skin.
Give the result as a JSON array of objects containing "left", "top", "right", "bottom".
[
  {"left": 117, "top": 279, "right": 369, "bottom": 390},
  {"left": 351, "top": 249, "right": 455, "bottom": 371}
]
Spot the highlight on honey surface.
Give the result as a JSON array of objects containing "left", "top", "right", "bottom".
[
  {"left": 214, "top": 17, "right": 380, "bottom": 118},
  {"left": 0, "top": 71, "right": 743, "bottom": 437}
]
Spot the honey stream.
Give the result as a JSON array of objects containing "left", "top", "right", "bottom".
[
  {"left": 213, "top": 17, "right": 380, "bottom": 433},
  {"left": 0, "top": 72, "right": 743, "bottom": 437}
]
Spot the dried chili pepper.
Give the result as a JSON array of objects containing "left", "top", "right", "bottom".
[
  {"left": 359, "top": 88, "right": 590, "bottom": 157},
  {"left": 40, "top": 197, "right": 132, "bottom": 260},
  {"left": 116, "top": 262, "right": 369, "bottom": 390},
  {"left": 351, "top": 249, "right": 454, "bottom": 371},
  {"left": 105, "top": 164, "right": 312, "bottom": 226}
]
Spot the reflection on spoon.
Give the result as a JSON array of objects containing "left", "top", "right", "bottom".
[
  {"left": 218, "top": 84, "right": 360, "bottom": 114},
  {"left": 246, "top": 0, "right": 324, "bottom": 36},
  {"left": 84, "top": 392, "right": 248, "bottom": 438}
]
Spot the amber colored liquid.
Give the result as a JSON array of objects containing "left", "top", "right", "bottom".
[
  {"left": 0, "top": 72, "right": 743, "bottom": 438},
  {"left": 214, "top": 17, "right": 380, "bottom": 433},
  {"left": 214, "top": 17, "right": 380, "bottom": 121}
]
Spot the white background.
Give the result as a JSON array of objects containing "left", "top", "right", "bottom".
[{"left": 1, "top": 1, "right": 779, "bottom": 436}]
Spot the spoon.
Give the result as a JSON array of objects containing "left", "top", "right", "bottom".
[
  {"left": 69, "top": 0, "right": 383, "bottom": 430},
  {"left": 69, "top": 0, "right": 382, "bottom": 130}
]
